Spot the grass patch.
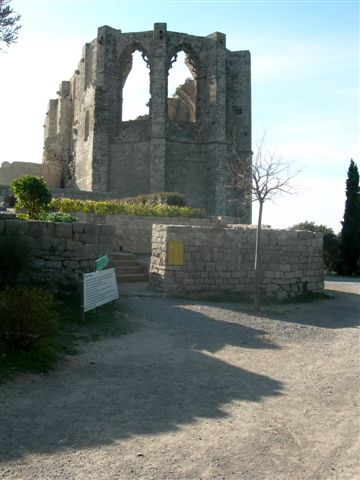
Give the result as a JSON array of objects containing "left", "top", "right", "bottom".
[{"left": 0, "top": 288, "right": 131, "bottom": 384}]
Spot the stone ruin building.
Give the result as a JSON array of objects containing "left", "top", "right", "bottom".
[
  {"left": 0, "top": 25, "right": 325, "bottom": 299},
  {"left": 40, "top": 23, "right": 252, "bottom": 219}
]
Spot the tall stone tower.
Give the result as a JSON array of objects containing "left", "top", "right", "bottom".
[{"left": 43, "top": 24, "right": 251, "bottom": 220}]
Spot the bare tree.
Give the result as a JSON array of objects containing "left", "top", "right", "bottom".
[
  {"left": 0, "top": 0, "right": 21, "bottom": 49},
  {"left": 227, "top": 133, "right": 299, "bottom": 310}
]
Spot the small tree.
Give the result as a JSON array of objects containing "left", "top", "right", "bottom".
[
  {"left": 0, "top": 0, "right": 21, "bottom": 49},
  {"left": 339, "top": 159, "right": 360, "bottom": 274},
  {"left": 228, "top": 134, "right": 299, "bottom": 309},
  {"left": 10, "top": 175, "right": 52, "bottom": 219}
]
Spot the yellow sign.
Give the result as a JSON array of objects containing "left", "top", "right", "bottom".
[{"left": 168, "top": 240, "right": 184, "bottom": 266}]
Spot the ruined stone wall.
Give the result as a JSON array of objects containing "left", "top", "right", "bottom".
[
  {"left": 0, "top": 162, "right": 62, "bottom": 188},
  {"left": 51, "top": 188, "right": 123, "bottom": 200},
  {"left": 0, "top": 214, "right": 116, "bottom": 282},
  {"left": 109, "top": 120, "right": 151, "bottom": 195},
  {"left": 43, "top": 42, "right": 98, "bottom": 190},
  {"left": 42, "top": 24, "right": 252, "bottom": 219},
  {"left": 165, "top": 141, "right": 211, "bottom": 210},
  {"left": 149, "top": 225, "right": 324, "bottom": 299}
]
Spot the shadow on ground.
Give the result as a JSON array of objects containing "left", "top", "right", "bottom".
[
  {"left": 209, "top": 288, "right": 359, "bottom": 330},
  {"left": 0, "top": 298, "right": 283, "bottom": 462}
]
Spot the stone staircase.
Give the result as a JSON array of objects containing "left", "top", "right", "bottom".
[{"left": 110, "top": 252, "right": 148, "bottom": 283}]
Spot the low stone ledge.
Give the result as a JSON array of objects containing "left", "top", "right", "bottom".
[{"left": 4, "top": 219, "right": 28, "bottom": 234}]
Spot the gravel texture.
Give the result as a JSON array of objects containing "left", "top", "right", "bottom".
[{"left": 0, "top": 277, "right": 359, "bottom": 479}]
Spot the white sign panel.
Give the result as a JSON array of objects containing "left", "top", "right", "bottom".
[{"left": 83, "top": 268, "right": 119, "bottom": 313}]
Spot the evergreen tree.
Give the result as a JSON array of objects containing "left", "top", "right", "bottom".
[
  {"left": 0, "top": 0, "right": 21, "bottom": 49},
  {"left": 340, "top": 159, "right": 360, "bottom": 274}
]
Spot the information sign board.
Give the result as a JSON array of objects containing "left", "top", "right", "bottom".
[
  {"left": 168, "top": 239, "right": 184, "bottom": 266},
  {"left": 83, "top": 268, "right": 118, "bottom": 313}
]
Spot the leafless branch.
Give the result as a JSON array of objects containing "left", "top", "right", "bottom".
[
  {"left": 227, "top": 131, "right": 300, "bottom": 207},
  {"left": 226, "top": 130, "right": 301, "bottom": 310}
]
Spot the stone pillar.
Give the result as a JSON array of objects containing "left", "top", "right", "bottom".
[
  {"left": 91, "top": 25, "right": 119, "bottom": 192},
  {"left": 150, "top": 23, "right": 167, "bottom": 192},
  {"left": 225, "top": 50, "right": 252, "bottom": 221},
  {"left": 208, "top": 32, "right": 228, "bottom": 215}
]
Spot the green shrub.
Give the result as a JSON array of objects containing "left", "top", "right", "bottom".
[
  {"left": 50, "top": 197, "right": 204, "bottom": 218},
  {"left": 323, "top": 232, "right": 341, "bottom": 273},
  {"left": 158, "top": 192, "right": 186, "bottom": 207},
  {"left": 14, "top": 213, "right": 31, "bottom": 220},
  {"left": 0, "top": 234, "right": 34, "bottom": 289},
  {"left": 10, "top": 175, "right": 52, "bottom": 219},
  {"left": 38, "top": 211, "right": 78, "bottom": 223},
  {"left": 0, "top": 286, "right": 59, "bottom": 351}
]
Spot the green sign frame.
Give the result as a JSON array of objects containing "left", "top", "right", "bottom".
[{"left": 95, "top": 255, "right": 109, "bottom": 271}]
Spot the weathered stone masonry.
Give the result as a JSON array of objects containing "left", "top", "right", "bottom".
[
  {"left": 0, "top": 213, "right": 324, "bottom": 299},
  {"left": 42, "top": 24, "right": 252, "bottom": 219},
  {"left": 0, "top": 214, "right": 116, "bottom": 282},
  {"left": 71, "top": 212, "right": 236, "bottom": 254},
  {"left": 149, "top": 225, "right": 324, "bottom": 299}
]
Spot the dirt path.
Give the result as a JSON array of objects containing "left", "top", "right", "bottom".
[{"left": 0, "top": 279, "right": 359, "bottom": 480}]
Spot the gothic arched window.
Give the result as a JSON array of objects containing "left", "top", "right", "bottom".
[
  {"left": 120, "top": 45, "right": 150, "bottom": 121},
  {"left": 167, "top": 45, "right": 200, "bottom": 123}
]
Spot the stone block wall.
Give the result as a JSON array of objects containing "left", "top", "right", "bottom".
[
  {"left": 72, "top": 213, "right": 236, "bottom": 254},
  {"left": 51, "top": 188, "right": 122, "bottom": 201},
  {"left": 149, "top": 224, "right": 324, "bottom": 299},
  {"left": 0, "top": 214, "right": 116, "bottom": 283},
  {"left": 0, "top": 162, "right": 62, "bottom": 188}
]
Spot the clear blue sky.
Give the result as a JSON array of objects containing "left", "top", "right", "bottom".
[{"left": 1, "top": 0, "right": 358, "bottom": 231}]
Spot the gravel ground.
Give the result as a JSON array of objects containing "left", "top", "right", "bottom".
[{"left": 0, "top": 278, "right": 359, "bottom": 480}]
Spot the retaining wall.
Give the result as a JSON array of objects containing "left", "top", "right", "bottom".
[
  {"left": 0, "top": 213, "right": 116, "bottom": 283},
  {"left": 149, "top": 224, "right": 324, "bottom": 299}
]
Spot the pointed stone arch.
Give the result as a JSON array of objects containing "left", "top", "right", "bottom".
[
  {"left": 118, "top": 42, "right": 151, "bottom": 121},
  {"left": 167, "top": 43, "right": 200, "bottom": 79},
  {"left": 167, "top": 43, "right": 201, "bottom": 122}
]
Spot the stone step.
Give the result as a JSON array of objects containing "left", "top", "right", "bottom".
[
  {"left": 111, "top": 259, "right": 140, "bottom": 268},
  {"left": 110, "top": 252, "right": 149, "bottom": 284},
  {"left": 111, "top": 252, "right": 137, "bottom": 262},
  {"left": 117, "top": 273, "right": 148, "bottom": 283},
  {"left": 115, "top": 265, "right": 145, "bottom": 274}
]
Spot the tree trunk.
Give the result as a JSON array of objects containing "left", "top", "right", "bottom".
[{"left": 254, "top": 200, "right": 264, "bottom": 311}]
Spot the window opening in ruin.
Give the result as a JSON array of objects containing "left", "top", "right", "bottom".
[
  {"left": 84, "top": 111, "right": 90, "bottom": 141},
  {"left": 168, "top": 51, "right": 197, "bottom": 122},
  {"left": 122, "top": 50, "right": 150, "bottom": 121}
]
